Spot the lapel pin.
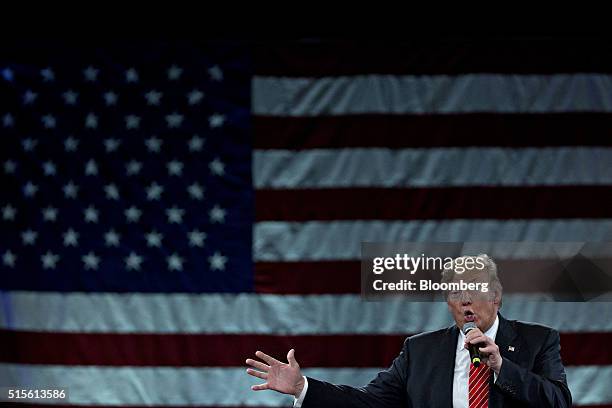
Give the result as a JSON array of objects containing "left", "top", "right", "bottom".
[{"left": 508, "top": 346, "right": 515, "bottom": 352}]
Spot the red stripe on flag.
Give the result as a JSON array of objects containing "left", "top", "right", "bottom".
[
  {"left": 0, "top": 331, "right": 610, "bottom": 367},
  {"left": 254, "top": 114, "right": 612, "bottom": 149},
  {"left": 254, "top": 40, "right": 612, "bottom": 76},
  {"left": 0, "top": 331, "right": 403, "bottom": 367},
  {"left": 256, "top": 187, "right": 612, "bottom": 221},
  {"left": 255, "top": 261, "right": 360, "bottom": 294}
]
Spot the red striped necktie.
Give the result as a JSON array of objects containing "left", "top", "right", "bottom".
[{"left": 469, "top": 362, "right": 491, "bottom": 408}]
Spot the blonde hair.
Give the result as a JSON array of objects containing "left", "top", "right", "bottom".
[{"left": 440, "top": 254, "right": 503, "bottom": 308}]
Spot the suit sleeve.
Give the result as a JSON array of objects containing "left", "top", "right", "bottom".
[
  {"left": 301, "top": 338, "right": 409, "bottom": 408},
  {"left": 494, "top": 328, "right": 572, "bottom": 408}
]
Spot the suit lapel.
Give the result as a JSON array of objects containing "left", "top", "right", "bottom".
[
  {"left": 435, "top": 325, "right": 459, "bottom": 408},
  {"left": 488, "top": 314, "right": 519, "bottom": 408}
]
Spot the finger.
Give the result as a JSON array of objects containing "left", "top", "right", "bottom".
[
  {"left": 246, "top": 368, "right": 268, "bottom": 380},
  {"left": 468, "top": 335, "right": 490, "bottom": 345},
  {"left": 246, "top": 358, "right": 270, "bottom": 371},
  {"left": 464, "top": 337, "right": 486, "bottom": 349},
  {"left": 256, "top": 350, "right": 281, "bottom": 365},
  {"left": 287, "top": 348, "right": 299, "bottom": 368},
  {"left": 251, "top": 383, "right": 269, "bottom": 391},
  {"left": 466, "top": 332, "right": 486, "bottom": 342},
  {"left": 478, "top": 345, "right": 498, "bottom": 355},
  {"left": 465, "top": 330, "right": 483, "bottom": 341}
]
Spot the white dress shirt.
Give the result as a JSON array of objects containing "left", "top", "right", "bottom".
[
  {"left": 453, "top": 315, "right": 499, "bottom": 408},
  {"left": 294, "top": 315, "right": 500, "bottom": 408}
]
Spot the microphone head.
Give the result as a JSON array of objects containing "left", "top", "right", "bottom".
[{"left": 462, "top": 322, "right": 477, "bottom": 334}]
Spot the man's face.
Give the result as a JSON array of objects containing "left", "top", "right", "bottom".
[{"left": 446, "top": 269, "right": 500, "bottom": 332}]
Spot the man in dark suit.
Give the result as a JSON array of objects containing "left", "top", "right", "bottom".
[{"left": 246, "top": 255, "right": 572, "bottom": 407}]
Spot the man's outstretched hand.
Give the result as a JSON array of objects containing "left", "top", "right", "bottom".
[{"left": 246, "top": 349, "right": 305, "bottom": 398}]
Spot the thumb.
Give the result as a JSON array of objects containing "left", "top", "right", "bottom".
[{"left": 287, "top": 348, "right": 299, "bottom": 368}]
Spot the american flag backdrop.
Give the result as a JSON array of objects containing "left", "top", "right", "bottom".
[{"left": 1, "top": 39, "right": 612, "bottom": 407}]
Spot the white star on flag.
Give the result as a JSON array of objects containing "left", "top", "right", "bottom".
[
  {"left": 85, "top": 159, "right": 98, "bottom": 176},
  {"left": 209, "top": 205, "right": 226, "bottom": 224},
  {"left": 104, "top": 184, "right": 120, "bottom": 200},
  {"left": 125, "top": 68, "right": 139, "bottom": 83},
  {"left": 208, "top": 65, "right": 223, "bottom": 81},
  {"left": 167, "top": 160, "right": 184, "bottom": 176},
  {"left": 41, "top": 114, "right": 56, "bottom": 128},
  {"left": 4, "top": 160, "right": 16, "bottom": 174},
  {"left": 145, "top": 90, "right": 162, "bottom": 106},
  {"left": 104, "top": 138, "right": 121, "bottom": 152},
  {"left": 42, "top": 206, "right": 58, "bottom": 222},
  {"left": 42, "top": 161, "right": 57, "bottom": 176},
  {"left": 23, "top": 182, "right": 39, "bottom": 197},
  {"left": 63, "top": 229, "right": 79, "bottom": 247},
  {"left": 188, "top": 135, "right": 205, "bottom": 152},
  {"left": 2, "top": 250, "right": 16, "bottom": 267},
  {"left": 82, "top": 252, "right": 100, "bottom": 270},
  {"left": 84, "top": 206, "right": 99, "bottom": 223},
  {"left": 23, "top": 90, "right": 38, "bottom": 105},
  {"left": 104, "top": 91, "right": 118, "bottom": 106},
  {"left": 145, "top": 231, "right": 163, "bottom": 248},
  {"left": 165, "top": 112, "right": 184, "bottom": 128},
  {"left": 83, "top": 66, "right": 99, "bottom": 82},
  {"left": 166, "top": 206, "right": 185, "bottom": 224},
  {"left": 2, "top": 204, "right": 16, "bottom": 220},
  {"left": 126, "top": 160, "right": 142, "bottom": 176},
  {"left": 187, "top": 183, "right": 204, "bottom": 200},
  {"left": 63, "top": 90, "right": 78, "bottom": 105},
  {"left": 2, "top": 68, "right": 13, "bottom": 81},
  {"left": 125, "top": 206, "right": 142, "bottom": 223},
  {"left": 168, "top": 65, "right": 183, "bottom": 80},
  {"left": 188, "top": 230, "right": 206, "bottom": 247},
  {"left": 146, "top": 182, "right": 164, "bottom": 201},
  {"left": 104, "top": 229, "right": 120, "bottom": 247},
  {"left": 85, "top": 113, "right": 98, "bottom": 129},
  {"left": 208, "top": 113, "right": 226, "bottom": 128},
  {"left": 63, "top": 181, "right": 79, "bottom": 198},
  {"left": 125, "top": 115, "right": 141, "bottom": 129},
  {"left": 208, "top": 251, "right": 227, "bottom": 271},
  {"left": 125, "top": 252, "right": 143, "bottom": 271},
  {"left": 209, "top": 158, "right": 225, "bottom": 176},
  {"left": 187, "top": 89, "right": 204, "bottom": 105},
  {"left": 21, "top": 230, "right": 38, "bottom": 245},
  {"left": 41, "top": 251, "right": 60, "bottom": 269},
  {"left": 41, "top": 67, "right": 55, "bottom": 81},
  {"left": 145, "top": 136, "right": 163, "bottom": 152},
  {"left": 3, "top": 113, "right": 14, "bottom": 127},
  {"left": 64, "top": 137, "right": 79, "bottom": 152},
  {"left": 22, "top": 138, "right": 38, "bottom": 152},
  {"left": 167, "top": 253, "right": 184, "bottom": 271}
]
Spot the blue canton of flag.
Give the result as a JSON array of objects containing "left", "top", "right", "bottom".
[{"left": 0, "top": 43, "right": 253, "bottom": 293}]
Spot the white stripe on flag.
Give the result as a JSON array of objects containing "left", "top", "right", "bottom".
[
  {"left": 1, "top": 292, "right": 611, "bottom": 334},
  {"left": 253, "top": 74, "right": 612, "bottom": 115},
  {"left": 254, "top": 148, "right": 612, "bottom": 188},
  {"left": 0, "top": 363, "right": 609, "bottom": 406},
  {"left": 254, "top": 220, "right": 612, "bottom": 261}
]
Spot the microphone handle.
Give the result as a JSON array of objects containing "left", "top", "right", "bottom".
[{"left": 468, "top": 342, "right": 482, "bottom": 367}]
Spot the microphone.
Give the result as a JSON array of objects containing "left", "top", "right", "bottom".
[{"left": 462, "top": 322, "right": 482, "bottom": 367}]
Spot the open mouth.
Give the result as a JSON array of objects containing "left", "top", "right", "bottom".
[{"left": 463, "top": 310, "right": 476, "bottom": 322}]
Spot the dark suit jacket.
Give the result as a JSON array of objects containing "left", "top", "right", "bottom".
[{"left": 302, "top": 314, "right": 571, "bottom": 408}]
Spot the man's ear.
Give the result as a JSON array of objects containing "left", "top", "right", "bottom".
[{"left": 492, "top": 291, "right": 501, "bottom": 307}]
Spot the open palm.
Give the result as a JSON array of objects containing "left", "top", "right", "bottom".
[{"left": 246, "top": 349, "right": 305, "bottom": 397}]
